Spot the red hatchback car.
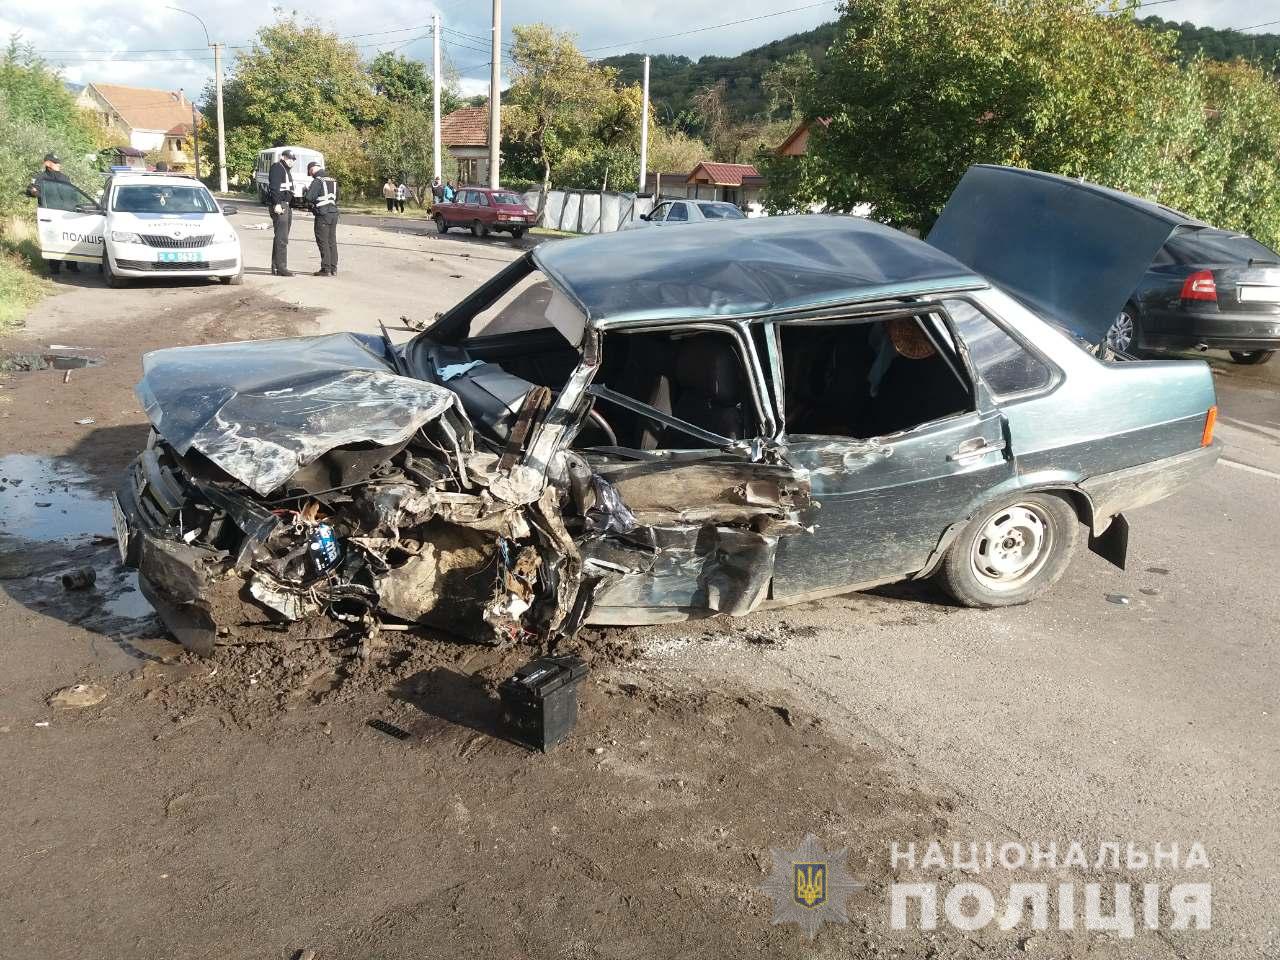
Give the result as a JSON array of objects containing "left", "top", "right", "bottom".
[{"left": 434, "top": 186, "right": 537, "bottom": 239}]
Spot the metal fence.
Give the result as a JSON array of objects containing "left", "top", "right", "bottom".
[{"left": 521, "top": 189, "right": 657, "bottom": 234}]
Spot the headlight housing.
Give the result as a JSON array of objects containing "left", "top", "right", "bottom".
[
  {"left": 110, "top": 230, "right": 142, "bottom": 244},
  {"left": 212, "top": 229, "right": 237, "bottom": 244}
]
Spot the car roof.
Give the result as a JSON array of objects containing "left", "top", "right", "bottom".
[{"left": 532, "top": 214, "right": 984, "bottom": 326}]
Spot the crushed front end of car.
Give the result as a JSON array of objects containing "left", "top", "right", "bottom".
[{"left": 115, "top": 330, "right": 810, "bottom": 655}]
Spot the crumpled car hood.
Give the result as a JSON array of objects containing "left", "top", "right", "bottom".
[
  {"left": 928, "top": 165, "right": 1199, "bottom": 344},
  {"left": 136, "top": 332, "right": 466, "bottom": 496}
]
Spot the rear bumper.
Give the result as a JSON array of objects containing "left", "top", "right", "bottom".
[
  {"left": 1144, "top": 307, "right": 1280, "bottom": 351},
  {"left": 1080, "top": 440, "right": 1221, "bottom": 524}
]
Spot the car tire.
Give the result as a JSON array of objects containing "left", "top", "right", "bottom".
[
  {"left": 219, "top": 270, "right": 244, "bottom": 286},
  {"left": 1105, "top": 305, "right": 1141, "bottom": 356},
  {"left": 938, "top": 492, "right": 1079, "bottom": 608},
  {"left": 1228, "top": 350, "right": 1274, "bottom": 365},
  {"left": 435, "top": 215, "right": 448, "bottom": 234},
  {"left": 103, "top": 251, "right": 127, "bottom": 289},
  {"left": 471, "top": 219, "right": 487, "bottom": 238}
]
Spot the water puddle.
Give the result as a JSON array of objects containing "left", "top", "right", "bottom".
[{"left": 0, "top": 454, "right": 163, "bottom": 653}]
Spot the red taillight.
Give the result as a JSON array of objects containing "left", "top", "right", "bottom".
[{"left": 1180, "top": 270, "right": 1217, "bottom": 301}]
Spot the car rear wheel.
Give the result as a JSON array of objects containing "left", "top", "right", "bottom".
[
  {"left": 938, "top": 493, "right": 1079, "bottom": 608},
  {"left": 435, "top": 215, "right": 448, "bottom": 234},
  {"left": 1105, "top": 306, "right": 1140, "bottom": 355},
  {"left": 471, "top": 219, "right": 487, "bottom": 238},
  {"left": 1228, "top": 350, "right": 1274, "bottom": 365},
  {"left": 103, "top": 251, "right": 127, "bottom": 289}
]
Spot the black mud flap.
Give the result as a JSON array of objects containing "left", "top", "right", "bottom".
[{"left": 1088, "top": 513, "right": 1129, "bottom": 571}]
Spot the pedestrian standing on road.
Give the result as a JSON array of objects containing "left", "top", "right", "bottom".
[
  {"left": 26, "top": 153, "right": 82, "bottom": 274},
  {"left": 431, "top": 176, "right": 444, "bottom": 204},
  {"left": 267, "top": 149, "right": 297, "bottom": 276},
  {"left": 305, "top": 161, "right": 340, "bottom": 277},
  {"left": 395, "top": 180, "right": 407, "bottom": 213},
  {"left": 383, "top": 178, "right": 396, "bottom": 213},
  {"left": 444, "top": 181, "right": 456, "bottom": 203}
]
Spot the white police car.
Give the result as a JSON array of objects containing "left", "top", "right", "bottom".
[{"left": 38, "top": 172, "right": 243, "bottom": 287}]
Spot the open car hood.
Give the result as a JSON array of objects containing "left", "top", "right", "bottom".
[
  {"left": 927, "top": 165, "right": 1203, "bottom": 344},
  {"left": 136, "top": 333, "right": 467, "bottom": 496}
]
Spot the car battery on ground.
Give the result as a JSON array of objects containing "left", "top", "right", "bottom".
[{"left": 499, "top": 654, "right": 589, "bottom": 752}]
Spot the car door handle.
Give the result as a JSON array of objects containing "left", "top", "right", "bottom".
[
  {"left": 948, "top": 437, "right": 1002, "bottom": 461},
  {"left": 38, "top": 217, "right": 52, "bottom": 222}
]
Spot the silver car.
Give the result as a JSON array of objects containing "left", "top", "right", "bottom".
[
  {"left": 116, "top": 165, "right": 1220, "bottom": 653},
  {"left": 624, "top": 198, "right": 746, "bottom": 229}
]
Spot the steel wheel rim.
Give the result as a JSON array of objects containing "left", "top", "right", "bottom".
[
  {"left": 1108, "top": 311, "right": 1134, "bottom": 353},
  {"left": 971, "top": 504, "right": 1053, "bottom": 590}
]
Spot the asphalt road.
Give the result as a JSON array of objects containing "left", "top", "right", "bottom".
[{"left": 1, "top": 206, "right": 1276, "bottom": 957}]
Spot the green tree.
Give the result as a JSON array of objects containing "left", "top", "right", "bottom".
[
  {"left": 203, "top": 16, "right": 373, "bottom": 182},
  {"left": 367, "top": 102, "right": 437, "bottom": 203},
  {"left": 765, "top": 0, "right": 1280, "bottom": 247},
  {"left": 761, "top": 51, "right": 814, "bottom": 120},
  {"left": 503, "top": 24, "right": 639, "bottom": 205}
]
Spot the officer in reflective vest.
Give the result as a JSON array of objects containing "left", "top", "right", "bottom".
[
  {"left": 267, "top": 149, "right": 296, "bottom": 276},
  {"left": 304, "top": 161, "right": 340, "bottom": 277}
]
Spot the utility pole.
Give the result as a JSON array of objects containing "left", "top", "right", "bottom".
[
  {"left": 432, "top": 12, "right": 442, "bottom": 182},
  {"left": 189, "top": 93, "right": 200, "bottom": 177},
  {"left": 168, "top": 8, "right": 227, "bottom": 193},
  {"left": 637, "top": 55, "right": 650, "bottom": 194},
  {"left": 488, "top": 0, "right": 501, "bottom": 188},
  {"left": 213, "top": 43, "right": 227, "bottom": 193}
]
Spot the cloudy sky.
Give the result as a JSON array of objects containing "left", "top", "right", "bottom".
[{"left": 1, "top": 0, "right": 1272, "bottom": 104}]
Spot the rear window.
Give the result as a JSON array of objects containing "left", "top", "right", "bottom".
[
  {"left": 698, "top": 202, "right": 745, "bottom": 220},
  {"left": 944, "top": 299, "right": 1054, "bottom": 397},
  {"left": 491, "top": 192, "right": 524, "bottom": 206},
  {"left": 1167, "top": 229, "right": 1279, "bottom": 265},
  {"left": 112, "top": 184, "right": 217, "bottom": 214}
]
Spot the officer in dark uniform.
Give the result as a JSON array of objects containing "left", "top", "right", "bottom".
[
  {"left": 304, "top": 161, "right": 339, "bottom": 277},
  {"left": 26, "top": 153, "right": 81, "bottom": 274},
  {"left": 267, "top": 149, "right": 297, "bottom": 276}
]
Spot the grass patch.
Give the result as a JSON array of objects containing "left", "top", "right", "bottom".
[
  {"left": 0, "top": 216, "right": 53, "bottom": 332},
  {"left": 530, "top": 226, "right": 578, "bottom": 239}
]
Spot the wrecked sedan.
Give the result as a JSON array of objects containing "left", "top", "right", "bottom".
[{"left": 116, "top": 165, "right": 1221, "bottom": 654}]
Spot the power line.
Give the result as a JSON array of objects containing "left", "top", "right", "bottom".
[
  {"left": 579, "top": 0, "right": 836, "bottom": 54},
  {"left": 1236, "top": 17, "right": 1280, "bottom": 32}
]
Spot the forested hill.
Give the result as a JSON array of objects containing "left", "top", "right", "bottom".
[
  {"left": 602, "top": 15, "right": 1278, "bottom": 126},
  {"left": 599, "top": 21, "right": 841, "bottom": 123},
  {"left": 1140, "top": 15, "right": 1280, "bottom": 67}
]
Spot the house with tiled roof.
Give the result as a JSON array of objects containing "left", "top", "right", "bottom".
[
  {"left": 685, "top": 161, "right": 764, "bottom": 208},
  {"left": 439, "top": 105, "right": 491, "bottom": 186},
  {"left": 76, "top": 83, "right": 201, "bottom": 171}
]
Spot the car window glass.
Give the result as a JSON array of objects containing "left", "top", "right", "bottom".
[
  {"left": 943, "top": 298, "right": 1052, "bottom": 397},
  {"left": 649, "top": 203, "right": 668, "bottom": 222},
  {"left": 39, "top": 179, "right": 92, "bottom": 212},
  {"left": 113, "top": 185, "right": 217, "bottom": 214},
  {"left": 1167, "top": 230, "right": 1278, "bottom": 264},
  {"left": 477, "top": 193, "right": 490, "bottom": 207},
  {"left": 698, "top": 202, "right": 744, "bottom": 220},
  {"left": 470, "top": 271, "right": 583, "bottom": 339},
  {"left": 666, "top": 203, "right": 689, "bottom": 222},
  {"left": 492, "top": 192, "right": 523, "bottom": 205}
]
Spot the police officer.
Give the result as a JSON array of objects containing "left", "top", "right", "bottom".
[
  {"left": 304, "top": 161, "right": 339, "bottom": 277},
  {"left": 267, "top": 149, "right": 297, "bottom": 276},
  {"left": 26, "top": 153, "right": 81, "bottom": 274}
]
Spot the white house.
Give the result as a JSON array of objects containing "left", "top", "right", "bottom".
[{"left": 76, "top": 83, "right": 201, "bottom": 171}]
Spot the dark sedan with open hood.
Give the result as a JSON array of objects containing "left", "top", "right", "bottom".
[{"left": 115, "top": 166, "right": 1221, "bottom": 654}]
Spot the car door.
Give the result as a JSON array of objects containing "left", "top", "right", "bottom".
[
  {"left": 37, "top": 178, "right": 105, "bottom": 266},
  {"left": 474, "top": 191, "right": 495, "bottom": 227},
  {"left": 768, "top": 310, "right": 1017, "bottom": 599}
]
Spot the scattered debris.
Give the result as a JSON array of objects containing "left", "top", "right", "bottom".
[
  {"left": 61, "top": 568, "right": 97, "bottom": 591},
  {"left": 1139, "top": 587, "right": 1160, "bottom": 597},
  {"left": 34, "top": 720, "right": 50, "bottom": 728},
  {"left": 48, "top": 683, "right": 108, "bottom": 708},
  {"left": 368, "top": 718, "right": 411, "bottom": 741},
  {"left": 1145, "top": 566, "right": 1171, "bottom": 575},
  {"left": 74, "top": 417, "right": 95, "bottom": 425},
  {"left": 1105, "top": 593, "right": 1131, "bottom": 605}
]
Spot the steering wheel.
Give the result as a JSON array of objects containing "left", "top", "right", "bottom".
[{"left": 585, "top": 408, "right": 618, "bottom": 447}]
